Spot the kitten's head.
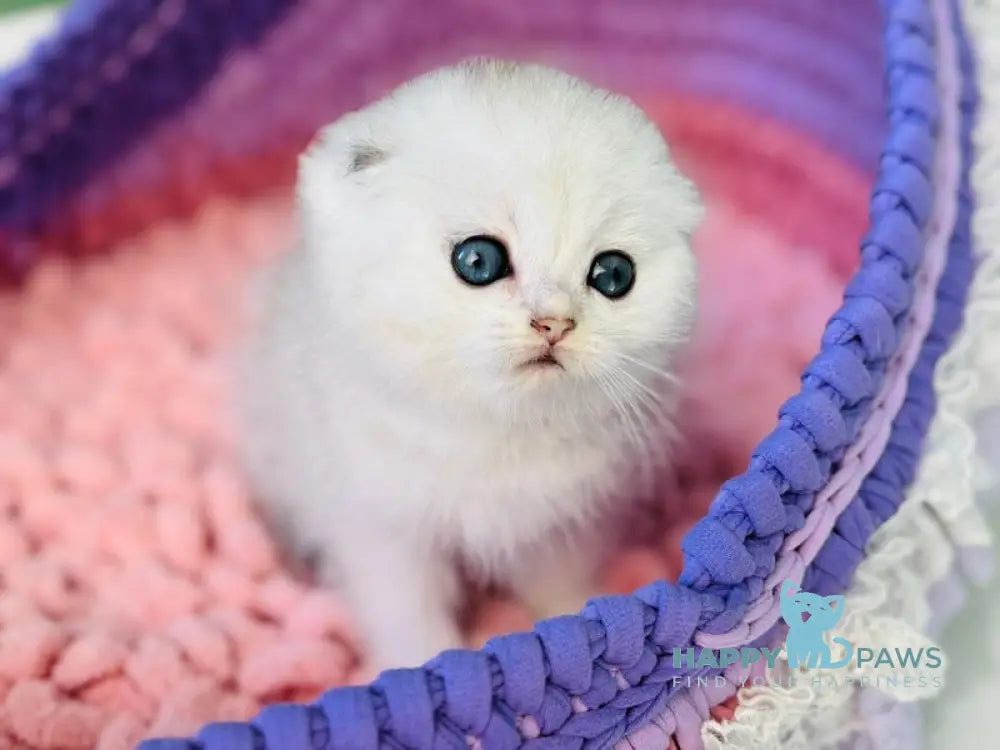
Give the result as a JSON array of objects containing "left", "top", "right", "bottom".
[
  {"left": 297, "top": 59, "right": 701, "bottom": 429},
  {"left": 780, "top": 580, "right": 845, "bottom": 632}
]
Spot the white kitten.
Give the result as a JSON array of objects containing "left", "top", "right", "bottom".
[{"left": 240, "top": 59, "right": 702, "bottom": 672}]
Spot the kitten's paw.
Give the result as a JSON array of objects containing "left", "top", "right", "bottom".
[
  {"left": 332, "top": 539, "right": 465, "bottom": 673},
  {"left": 522, "top": 587, "right": 596, "bottom": 620},
  {"left": 513, "top": 579, "right": 600, "bottom": 620},
  {"left": 507, "top": 537, "right": 604, "bottom": 621},
  {"left": 366, "top": 620, "right": 464, "bottom": 673}
]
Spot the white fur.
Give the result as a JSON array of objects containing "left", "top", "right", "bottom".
[{"left": 239, "top": 59, "right": 702, "bottom": 671}]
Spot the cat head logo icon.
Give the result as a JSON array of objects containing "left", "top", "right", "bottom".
[{"left": 780, "top": 579, "right": 853, "bottom": 669}]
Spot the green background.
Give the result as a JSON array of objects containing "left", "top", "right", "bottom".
[{"left": 0, "top": 0, "right": 62, "bottom": 14}]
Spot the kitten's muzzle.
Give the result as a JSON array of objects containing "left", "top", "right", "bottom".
[{"left": 530, "top": 316, "right": 575, "bottom": 346}]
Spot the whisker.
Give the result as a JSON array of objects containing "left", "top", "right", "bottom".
[
  {"left": 606, "top": 366, "right": 663, "bottom": 448},
  {"left": 605, "top": 367, "right": 658, "bottom": 443},
  {"left": 609, "top": 364, "right": 664, "bottom": 408},
  {"left": 589, "top": 367, "right": 644, "bottom": 449},
  {"left": 609, "top": 351, "right": 682, "bottom": 387}
]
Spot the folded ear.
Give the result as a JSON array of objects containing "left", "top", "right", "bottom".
[
  {"left": 296, "top": 110, "right": 392, "bottom": 245},
  {"left": 781, "top": 579, "right": 800, "bottom": 598},
  {"left": 299, "top": 110, "right": 390, "bottom": 188},
  {"left": 345, "top": 141, "right": 389, "bottom": 173}
]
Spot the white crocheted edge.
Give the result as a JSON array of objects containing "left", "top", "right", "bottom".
[{"left": 699, "top": 0, "right": 1000, "bottom": 747}]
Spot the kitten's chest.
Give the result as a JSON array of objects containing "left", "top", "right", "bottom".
[{"left": 335, "top": 398, "right": 648, "bottom": 556}]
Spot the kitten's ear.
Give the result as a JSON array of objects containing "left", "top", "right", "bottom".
[
  {"left": 673, "top": 166, "right": 705, "bottom": 242},
  {"left": 344, "top": 141, "right": 389, "bottom": 173},
  {"left": 781, "top": 580, "right": 800, "bottom": 598},
  {"left": 299, "top": 111, "right": 390, "bottom": 186}
]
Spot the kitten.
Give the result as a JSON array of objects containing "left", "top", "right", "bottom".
[{"left": 240, "top": 58, "right": 702, "bottom": 671}]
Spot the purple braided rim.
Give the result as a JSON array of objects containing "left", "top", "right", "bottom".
[{"left": 134, "top": 0, "right": 980, "bottom": 747}]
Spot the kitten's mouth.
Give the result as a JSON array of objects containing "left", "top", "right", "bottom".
[
  {"left": 800, "top": 612, "right": 812, "bottom": 623},
  {"left": 520, "top": 352, "right": 564, "bottom": 371}
]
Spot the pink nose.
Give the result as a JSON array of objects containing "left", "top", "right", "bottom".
[{"left": 530, "top": 316, "right": 576, "bottom": 345}]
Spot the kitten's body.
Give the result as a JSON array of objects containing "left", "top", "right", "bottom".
[{"left": 241, "top": 60, "right": 702, "bottom": 671}]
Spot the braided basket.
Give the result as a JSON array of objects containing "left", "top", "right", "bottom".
[{"left": 1, "top": 0, "right": 995, "bottom": 748}]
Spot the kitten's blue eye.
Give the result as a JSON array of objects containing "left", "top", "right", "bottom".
[
  {"left": 588, "top": 251, "right": 635, "bottom": 299},
  {"left": 451, "top": 236, "right": 510, "bottom": 286}
]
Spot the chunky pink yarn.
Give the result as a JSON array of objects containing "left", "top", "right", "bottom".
[{"left": 0, "top": 196, "right": 361, "bottom": 749}]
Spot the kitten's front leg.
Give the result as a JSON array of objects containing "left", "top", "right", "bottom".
[
  {"left": 327, "top": 523, "right": 463, "bottom": 673},
  {"left": 506, "top": 530, "right": 606, "bottom": 620}
]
